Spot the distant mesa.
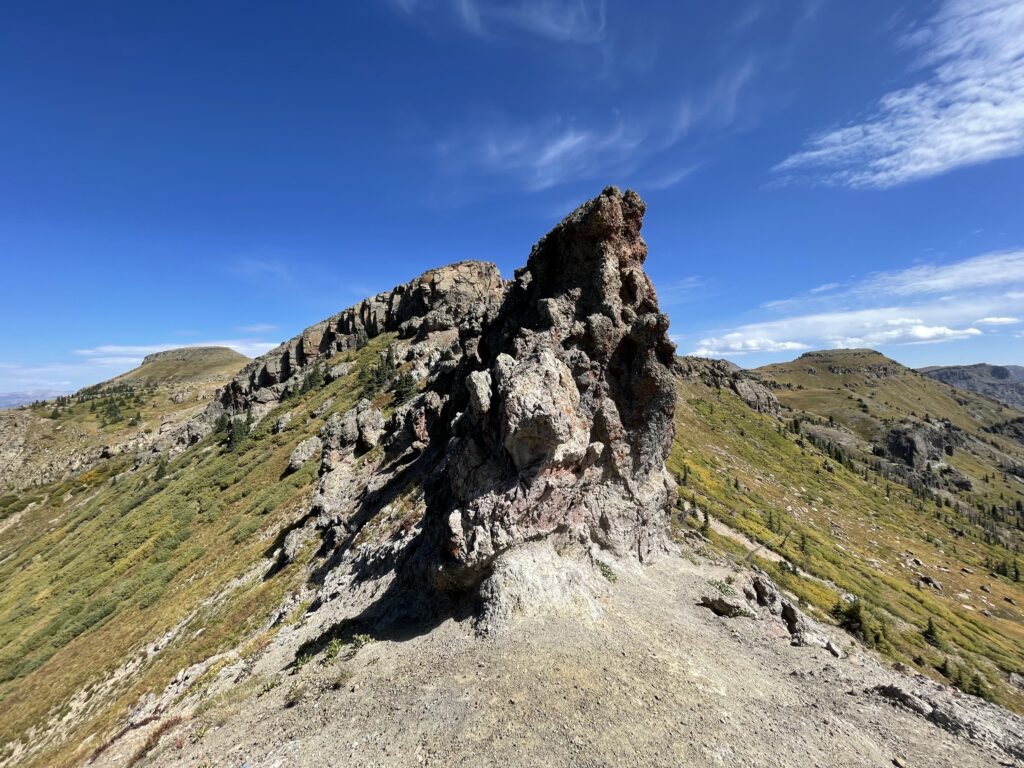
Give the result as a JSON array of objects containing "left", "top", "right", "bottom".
[{"left": 107, "top": 346, "right": 252, "bottom": 387}]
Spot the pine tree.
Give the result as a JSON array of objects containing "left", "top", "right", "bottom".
[
  {"left": 214, "top": 413, "right": 231, "bottom": 433},
  {"left": 226, "top": 416, "right": 250, "bottom": 451},
  {"left": 392, "top": 371, "right": 417, "bottom": 403},
  {"left": 300, "top": 365, "right": 325, "bottom": 394},
  {"left": 922, "top": 617, "right": 941, "bottom": 647}
]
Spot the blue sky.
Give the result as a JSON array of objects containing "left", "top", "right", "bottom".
[{"left": 2, "top": 0, "right": 1023, "bottom": 395}]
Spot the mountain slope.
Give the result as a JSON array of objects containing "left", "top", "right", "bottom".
[
  {"left": 106, "top": 346, "right": 251, "bottom": 387},
  {"left": 0, "top": 347, "right": 250, "bottom": 494},
  {"left": 922, "top": 363, "right": 1024, "bottom": 409},
  {"left": 1, "top": 193, "right": 1023, "bottom": 767}
]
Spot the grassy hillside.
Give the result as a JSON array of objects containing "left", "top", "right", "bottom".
[
  {"left": 756, "top": 349, "right": 1018, "bottom": 437},
  {"left": 0, "top": 336, "right": 394, "bottom": 768},
  {"left": 660, "top": 349, "right": 1024, "bottom": 709},
  {"left": 0, "top": 348, "right": 251, "bottom": 495},
  {"left": 754, "top": 349, "right": 1024, "bottom": 553},
  {"left": 106, "top": 347, "right": 250, "bottom": 387}
]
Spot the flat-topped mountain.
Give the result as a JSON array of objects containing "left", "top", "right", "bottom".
[
  {"left": 106, "top": 346, "right": 251, "bottom": 387},
  {"left": 921, "top": 363, "right": 1024, "bottom": 409},
  {"left": 0, "top": 347, "right": 251, "bottom": 493},
  {"left": 755, "top": 348, "right": 1018, "bottom": 440}
]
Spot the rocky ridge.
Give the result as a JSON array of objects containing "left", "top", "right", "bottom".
[
  {"left": 674, "top": 356, "right": 780, "bottom": 416},
  {"left": 922, "top": 363, "right": 1024, "bottom": 409},
  {"left": 221, "top": 188, "right": 679, "bottom": 629}
]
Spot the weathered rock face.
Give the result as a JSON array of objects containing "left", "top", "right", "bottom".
[
  {"left": 182, "top": 188, "right": 676, "bottom": 612},
  {"left": 424, "top": 187, "right": 677, "bottom": 592},
  {"left": 885, "top": 422, "right": 963, "bottom": 470},
  {"left": 675, "top": 357, "right": 780, "bottom": 416},
  {"left": 219, "top": 261, "right": 505, "bottom": 418},
  {"left": 287, "top": 436, "right": 323, "bottom": 473}
]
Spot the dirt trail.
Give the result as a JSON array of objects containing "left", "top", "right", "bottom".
[{"left": 104, "top": 550, "right": 1022, "bottom": 768}]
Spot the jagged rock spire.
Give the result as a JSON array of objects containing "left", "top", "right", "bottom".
[{"left": 427, "top": 186, "right": 677, "bottom": 591}]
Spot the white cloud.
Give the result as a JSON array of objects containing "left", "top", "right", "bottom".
[
  {"left": 830, "top": 323, "right": 982, "bottom": 348},
  {"left": 856, "top": 250, "right": 1024, "bottom": 296},
  {"left": 687, "top": 248, "right": 1024, "bottom": 359},
  {"left": 693, "top": 335, "right": 810, "bottom": 357},
  {"left": 975, "top": 316, "right": 1020, "bottom": 325},
  {"left": 437, "top": 115, "right": 644, "bottom": 191},
  {"left": 641, "top": 165, "right": 700, "bottom": 191},
  {"left": 776, "top": 0, "right": 1024, "bottom": 187},
  {"left": 809, "top": 282, "right": 840, "bottom": 294}
]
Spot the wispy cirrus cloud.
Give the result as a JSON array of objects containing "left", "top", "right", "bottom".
[
  {"left": 690, "top": 249, "right": 1024, "bottom": 358},
  {"left": 776, "top": 0, "right": 1024, "bottom": 188},
  {"left": 854, "top": 250, "right": 1024, "bottom": 296},
  {"left": 237, "top": 323, "right": 278, "bottom": 333},
  {"left": 658, "top": 276, "right": 706, "bottom": 307},
  {"left": 437, "top": 59, "right": 757, "bottom": 191},
  {"left": 391, "top": 0, "right": 606, "bottom": 43},
  {"left": 228, "top": 259, "right": 293, "bottom": 282}
]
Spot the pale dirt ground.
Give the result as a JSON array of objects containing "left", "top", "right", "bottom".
[{"left": 100, "top": 550, "right": 1021, "bottom": 768}]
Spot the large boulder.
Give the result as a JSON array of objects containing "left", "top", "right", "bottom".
[{"left": 287, "top": 436, "right": 323, "bottom": 473}]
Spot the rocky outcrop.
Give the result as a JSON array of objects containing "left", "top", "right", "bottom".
[
  {"left": 419, "top": 187, "right": 677, "bottom": 593},
  {"left": 884, "top": 422, "right": 964, "bottom": 470},
  {"left": 156, "top": 261, "right": 505, "bottom": 453},
  {"left": 287, "top": 436, "right": 323, "bottom": 473},
  {"left": 218, "top": 261, "right": 505, "bottom": 419},
  {"left": 871, "top": 680, "right": 1024, "bottom": 761},
  {"left": 180, "top": 189, "right": 676, "bottom": 622},
  {"left": 674, "top": 357, "right": 781, "bottom": 416}
]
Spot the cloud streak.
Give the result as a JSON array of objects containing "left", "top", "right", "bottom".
[
  {"left": 437, "top": 59, "right": 757, "bottom": 191},
  {"left": 776, "top": 0, "right": 1024, "bottom": 187},
  {"left": 393, "top": 0, "right": 606, "bottom": 43},
  {"left": 690, "top": 249, "right": 1024, "bottom": 358}
]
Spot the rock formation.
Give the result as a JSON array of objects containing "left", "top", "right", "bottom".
[
  {"left": 674, "top": 356, "right": 780, "bottom": 416},
  {"left": 217, "top": 261, "right": 505, "bottom": 421},
  {"left": 192, "top": 188, "right": 677, "bottom": 613},
  {"left": 422, "top": 187, "right": 677, "bottom": 593}
]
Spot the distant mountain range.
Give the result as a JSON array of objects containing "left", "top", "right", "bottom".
[{"left": 920, "top": 363, "right": 1024, "bottom": 409}]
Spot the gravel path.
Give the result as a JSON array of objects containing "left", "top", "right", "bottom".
[{"left": 112, "top": 550, "right": 1024, "bottom": 768}]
